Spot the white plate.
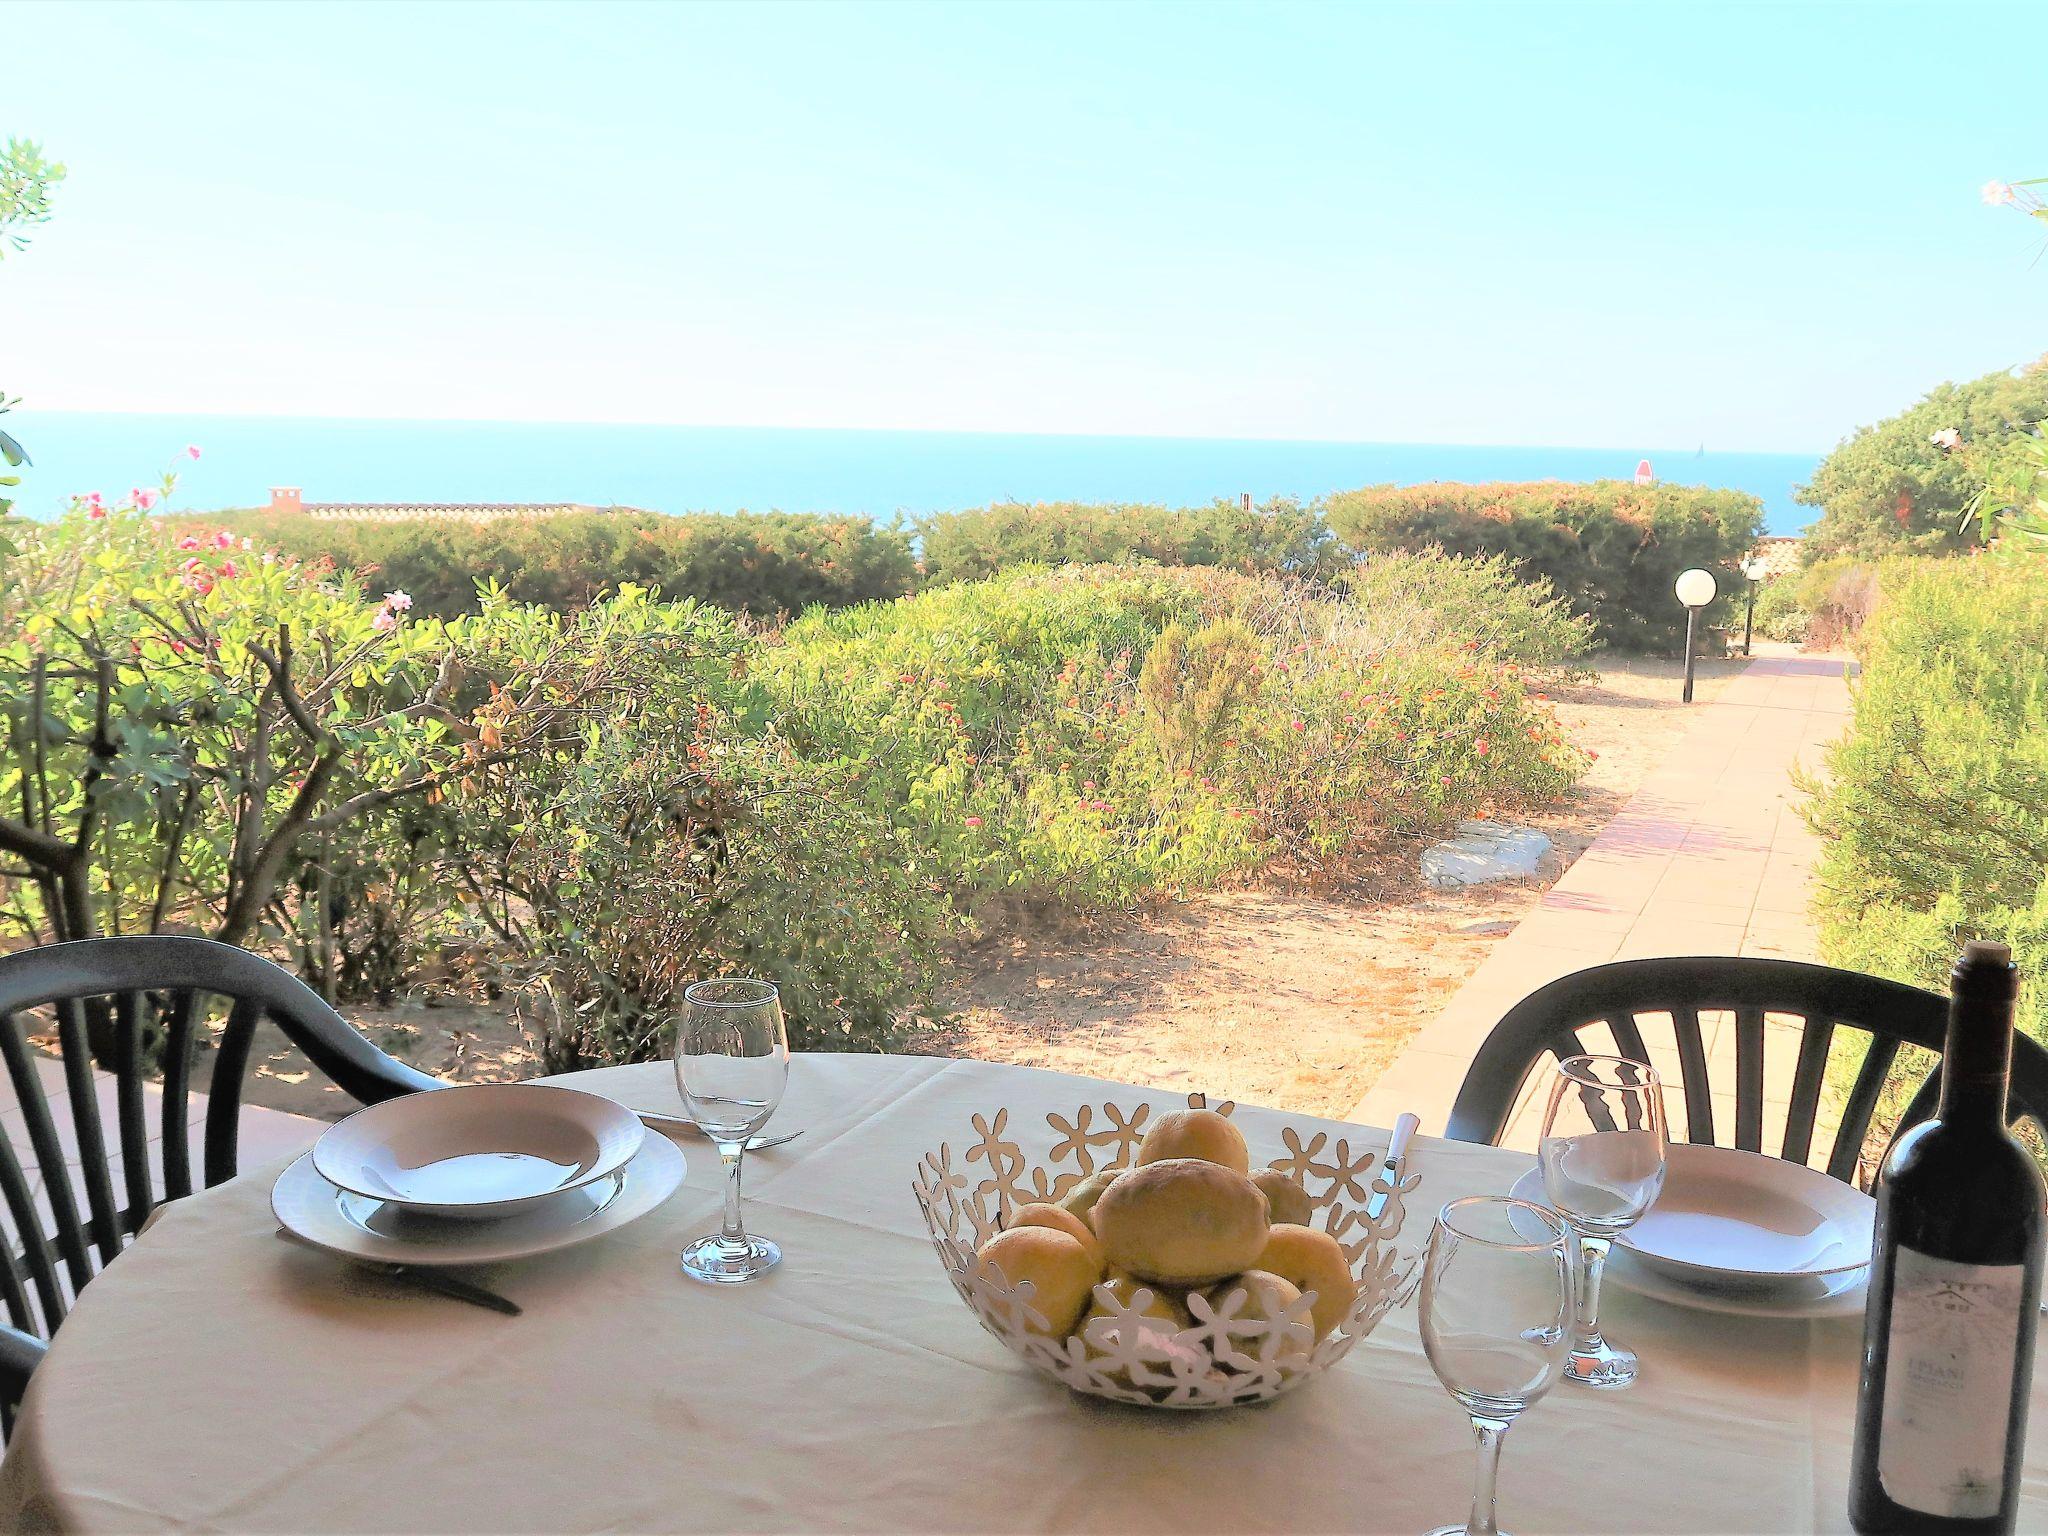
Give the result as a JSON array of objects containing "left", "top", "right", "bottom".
[
  {"left": 277, "top": 1130, "right": 684, "bottom": 1266},
  {"left": 312, "top": 1083, "right": 646, "bottom": 1220},
  {"left": 1508, "top": 1167, "right": 1868, "bottom": 1321},
  {"left": 1620, "top": 1143, "right": 1873, "bottom": 1281}
]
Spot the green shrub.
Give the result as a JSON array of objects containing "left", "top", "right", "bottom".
[
  {"left": 1343, "top": 548, "right": 1593, "bottom": 669},
  {"left": 1806, "top": 559, "right": 2048, "bottom": 1045},
  {"left": 436, "top": 590, "right": 956, "bottom": 1064},
  {"left": 1798, "top": 358, "right": 2048, "bottom": 559},
  {"left": 194, "top": 508, "right": 918, "bottom": 619},
  {"left": 1749, "top": 577, "right": 1809, "bottom": 643},
  {"left": 760, "top": 564, "right": 1583, "bottom": 908},
  {"left": 1323, "top": 481, "right": 1763, "bottom": 652},
  {"left": 915, "top": 498, "right": 1340, "bottom": 585}
]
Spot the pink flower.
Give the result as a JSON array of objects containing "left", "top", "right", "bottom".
[
  {"left": 1438, "top": 775, "right": 1452, "bottom": 786},
  {"left": 963, "top": 816, "right": 983, "bottom": 828},
  {"left": 1289, "top": 719, "right": 1305, "bottom": 731},
  {"left": 217, "top": 561, "right": 239, "bottom": 579},
  {"left": 86, "top": 504, "right": 107, "bottom": 521},
  {"left": 133, "top": 488, "right": 159, "bottom": 511},
  {"left": 1929, "top": 427, "right": 1963, "bottom": 453},
  {"left": 185, "top": 445, "right": 202, "bottom": 460},
  {"left": 1983, "top": 180, "right": 2017, "bottom": 207},
  {"left": 371, "top": 608, "right": 399, "bottom": 634},
  {"left": 1081, "top": 780, "right": 1096, "bottom": 791},
  {"left": 213, "top": 530, "right": 235, "bottom": 549},
  {"left": 1475, "top": 739, "right": 1490, "bottom": 757},
  {"left": 81, "top": 491, "right": 102, "bottom": 508},
  {"left": 384, "top": 589, "right": 413, "bottom": 612},
  {"left": 176, "top": 534, "right": 202, "bottom": 551}
]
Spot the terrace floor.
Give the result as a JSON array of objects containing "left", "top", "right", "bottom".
[{"left": 1354, "top": 650, "right": 1856, "bottom": 1146}]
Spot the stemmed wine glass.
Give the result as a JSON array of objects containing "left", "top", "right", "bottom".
[
  {"left": 1419, "top": 1195, "right": 1573, "bottom": 1536},
  {"left": 1537, "top": 1053, "right": 1668, "bottom": 1389},
  {"left": 673, "top": 977, "right": 790, "bottom": 1284}
]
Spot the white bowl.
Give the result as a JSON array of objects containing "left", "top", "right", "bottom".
[
  {"left": 312, "top": 1083, "right": 645, "bottom": 1220},
  {"left": 913, "top": 1096, "right": 1417, "bottom": 1410},
  {"left": 1619, "top": 1143, "right": 1874, "bottom": 1282}
]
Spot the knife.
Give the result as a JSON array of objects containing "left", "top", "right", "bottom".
[
  {"left": 274, "top": 1228, "right": 523, "bottom": 1316},
  {"left": 1366, "top": 1112, "right": 1420, "bottom": 1221}
]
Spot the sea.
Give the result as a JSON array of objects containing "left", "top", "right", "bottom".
[{"left": 5, "top": 412, "right": 1821, "bottom": 536}]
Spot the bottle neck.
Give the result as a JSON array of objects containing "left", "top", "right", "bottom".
[{"left": 1939, "top": 985, "right": 2015, "bottom": 1127}]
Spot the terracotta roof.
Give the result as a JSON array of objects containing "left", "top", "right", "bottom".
[{"left": 1747, "top": 535, "right": 1803, "bottom": 579}]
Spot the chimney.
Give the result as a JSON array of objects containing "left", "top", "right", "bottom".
[{"left": 269, "top": 487, "right": 303, "bottom": 515}]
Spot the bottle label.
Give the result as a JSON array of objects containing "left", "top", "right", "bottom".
[{"left": 1877, "top": 1244, "right": 2025, "bottom": 1518}]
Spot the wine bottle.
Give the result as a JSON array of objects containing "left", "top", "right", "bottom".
[{"left": 1849, "top": 941, "right": 2046, "bottom": 1533}]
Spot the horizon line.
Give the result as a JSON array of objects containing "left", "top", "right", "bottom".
[{"left": 13, "top": 406, "right": 1828, "bottom": 461}]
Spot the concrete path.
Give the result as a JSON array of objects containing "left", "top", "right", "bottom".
[{"left": 1355, "top": 652, "right": 1855, "bottom": 1142}]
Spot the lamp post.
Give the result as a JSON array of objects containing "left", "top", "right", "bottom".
[
  {"left": 1739, "top": 555, "right": 1766, "bottom": 657},
  {"left": 1675, "top": 567, "right": 1717, "bottom": 703}
]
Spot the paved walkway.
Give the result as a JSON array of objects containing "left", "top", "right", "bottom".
[{"left": 1355, "top": 652, "right": 1855, "bottom": 1143}]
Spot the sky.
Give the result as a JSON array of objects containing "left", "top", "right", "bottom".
[{"left": 4, "top": 0, "right": 2045, "bottom": 454}]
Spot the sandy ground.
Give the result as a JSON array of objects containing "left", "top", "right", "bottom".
[{"left": 232, "top": 647, "right": 1761, "bottom": 1123}]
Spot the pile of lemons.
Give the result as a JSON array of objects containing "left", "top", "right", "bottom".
[{"left": 974, "top": 1107, "right": 1357, "bottom": 1363}]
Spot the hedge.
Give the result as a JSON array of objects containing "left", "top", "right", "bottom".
[
  {"left": 191, "top": 508, "right": 918, "bottom": 619},
  {"left": 1323, "top": 481, "right": 1764, "bottom": 651},
  {"left": 915, "top": 498, "right": 1340, "bottom": 585}
]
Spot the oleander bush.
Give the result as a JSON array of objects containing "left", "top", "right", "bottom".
[
  {"left": 1323, "top": 480, "right": 1764, "bottom": 652},
  {"left": 192, "top": 508, "right": 919, "bottom": 619},
  {"left": 916, "top": 497, "right": 1341, "bottom": 585},
  {"left": 1805, "top": 559, "right": 2048, "bottom": 1046},
  {"left": 0, "top": 501, "right": 952, "bottom": 1056}
]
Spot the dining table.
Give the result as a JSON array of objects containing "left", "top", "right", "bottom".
[{"left": 0, "top": 1051, "right": 2042, "bottom": 1534}]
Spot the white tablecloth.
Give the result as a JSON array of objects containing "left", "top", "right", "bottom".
[{"left": 0, "top": 1053, "right": 2042, "bottom": 1533}]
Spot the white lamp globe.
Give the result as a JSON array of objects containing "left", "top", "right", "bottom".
[
  {"left": 1740, "top": 555, "right": 1767, "bottom": 582},
  {"left": 1675, "top": 568, "right": 1718, "bottom": 609}
]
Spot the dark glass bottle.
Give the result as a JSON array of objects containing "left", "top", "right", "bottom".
[{"left": 1849, "top": 941, "right": 2046, "bottom": 1533}]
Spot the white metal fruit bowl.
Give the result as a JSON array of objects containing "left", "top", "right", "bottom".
[{"left": 911, "top": 1094, "right": 1417, "bottom": 1409}]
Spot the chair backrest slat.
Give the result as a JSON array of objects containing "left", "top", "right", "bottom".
[
  {"left": 1779, "top": 1018, "right": 1836, "bottom": 1166},
  {"left": 0, "top": 1019, "right": 95, "bottom": 1299},
  {"left": 202, "top": 999, "right": 263, "bottom": 1188},
  {"left": 0, "top": 1108, "right": 62, "bottom": 1336},
  {"left": 1671, "top": 1006, "right": 1714, "bottom": 1145},
  {"left": 52, "top": 1000, "right": 122, "bottom": 1267},
  {"left": 1608, "top": 1012, "right": 1651, "bottom": 1066},
  {"left": 111, "top": 992, "right": 152, "bottom": 1233},
  {"left": 1829, "top": 1035, "right": 1904, "bottom": 1184},
  {"left": 158, "top": 991, "right": 198, "bottom": 1203},
  {"left": 1732, "top": 1007, "right": 1766, "bottom": 1153}
]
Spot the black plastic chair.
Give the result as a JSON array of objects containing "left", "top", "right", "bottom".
[
  {"left": 0, "top": 936, "right": 440, "bottom": 1417},
  {"left": 1445, "top": 956, "right": 2048, "bottom": 1179}
]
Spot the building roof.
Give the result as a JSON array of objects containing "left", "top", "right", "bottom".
[{"left": 1747, "top": 535, "right": 1804, "bottom": 579}]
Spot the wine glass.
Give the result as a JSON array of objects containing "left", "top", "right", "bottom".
[
  {"left": 673, "top": 977, "right": 790, "bottom": 1284},
  {"left": 1537, "top": 1053, "right": 1668, "bottom": 1389},
  {"left": 1419, "top": 1195, "right": 1573, "bottom": 1536}
]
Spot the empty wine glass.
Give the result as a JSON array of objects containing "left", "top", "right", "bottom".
[
  {"left": 1537, "top": 1053, "right": 1668, "bottom": 1389},
  {"left": 674, "top": 977, "right": 790, "bottom": 1284},
  {"left": 1420, "top": 1195, "right": 1573, "bottom": 1536}
]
